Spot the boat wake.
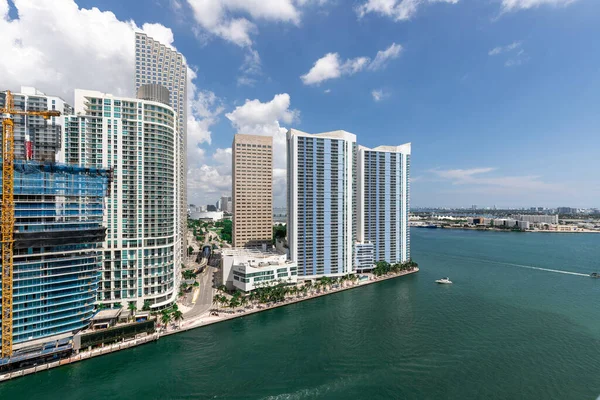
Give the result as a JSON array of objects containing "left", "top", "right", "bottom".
[
  {"left": 437, "top": 253, "right": 589, "bottom": 277},
  {"left": 494, "top": 261, "right": 589, "bottom": 277}
]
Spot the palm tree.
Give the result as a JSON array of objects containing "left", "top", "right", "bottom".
[
  {"left": 229, "top": 297, "right": 240, "bottom": 312},
  {"left": 217, "top": 284, "right": 228, "bottom": 294},
  {"left": 160, "top": 310, "right": 171, "bottom": 330},
  {"left": 142, "top": 300, "right": 151, "bottom": 311},
  {"left": 212, "top": 294, "right": 221, "bottom": 311},
  {"left": 240, "top": 296, "right": 249, "bottom": 309},
  {"left": 128, "top": 301, "right": 137, "bottom": 322},
  {"left": 172, "top": 310, "right": 184, "bottom": 328}
]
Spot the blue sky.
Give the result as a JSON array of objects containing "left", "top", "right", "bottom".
[{"left": 2, "top": 0, "right": 599, "bottom": 208}]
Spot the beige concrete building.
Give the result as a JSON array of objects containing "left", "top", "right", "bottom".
[{"left": 232, "top": 134, "right": 273, "bottom": 248}]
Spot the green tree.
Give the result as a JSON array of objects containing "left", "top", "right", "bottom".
[
  {"left": 229, "top": 297, "right": 240, "bottom": 311},
  {"left": 188, "top": 246, "right": 194, "bottom": 256},
  {"left": 160, "top": 314, "right": 171, "bottom": 328},
  {"left": 172, "top": 310, "right": 184, "bottom": 328},
  {"left": 220, "top": 219, "right": 233, "bottom": 243},
  {"left": 213, "top": 294, "right": 222, "bottom": 311},
  {"left": 217, "top": 284, "right": 228, "bottom": 294},
  {"left": 127, "top": 301, "right": 137, "bottom": 322},
  {"left": 114, "top": 302, "right": 122, "bottom": 309},
  {"left": 272, "top": 224, "right": 287, "bottom": 244},
  {"left": 142, "top": 300, "right": 151, "bottom": 311},
  {"left": 160, "top": 311, "right": 171, "bottom": 329}
]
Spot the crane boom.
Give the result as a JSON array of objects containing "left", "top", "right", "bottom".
[{"left": 1, "top": 90, "right": 61, "bottom": 358}]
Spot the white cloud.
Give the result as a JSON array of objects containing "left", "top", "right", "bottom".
[
  {"left": 429, "top": 167, "right": 560, "bottom": 191},
  {"left": 356, "top": 0, "right": 459, "bottom": 22},
  {"left": 140, "top": 22, "right": 176, "bottom": 49},
  {"left": 186, "top": 70, "right": 225, "bottom": 162},
  {"left": 225, "top": 93, "right": 300, "bottom": 203},
  {"left": 501, "top": 0, "right": 578, "bottom": 12},
  {"left": 185, "top": 0, "right": 302, "bottom": 47},
  {"left": 504, "top": 59, "right": 523, "bottom": 67},
  {"left": 488, "top": 41, "right": 527, "bottom": 67},
  {"left": 371, "top": 89, "right": 388, "bottom": 101},
  {"left": 301, "top": 53, "right": 343, "bottom": 85},
  {"left": 369, "top": 43, "right": 403, "bottom": 70},
  {"left": 0, "top": 0, "right": 140, "bottom": 99},
  {"left": 488, "top": 41, "right": 522, "bottom": 56},
  {"left": 301, "top": 43, "right": 403, "bottom": 85},
  {"left": 0, "top": 0, "right": 225, "bottom": 204},
  {"left": 238, "top": 48, "right": 261, "bottom": 85}
]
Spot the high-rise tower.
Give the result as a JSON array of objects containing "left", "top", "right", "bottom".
[
  {"left": 0, "top": 87, "right": 73, "bottom": 162},
  {"left": 134, "top": 32, "right": 187, "bottom": 289},
  {"left": 64, "top": 89, "right": 179, "bottom": 309},
  {"left": 287, "top": 129, "right": 356, "bottom": 279},
  {"left": 232, "top": 134, "right": 273, "bottom": 248},
  {"left": 357, "top": 144, "right": 411, "bottom": 265}
]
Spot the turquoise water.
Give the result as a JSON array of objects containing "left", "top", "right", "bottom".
[{"left": 2, "top": 229, "right": 600, "bottom": 399}]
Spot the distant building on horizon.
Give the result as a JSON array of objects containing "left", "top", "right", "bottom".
[
  {"left": 232, "top": 134, "right": 273, "bottom": 248},
  {"left": 515, "top": 214, "right": 558, "bottom": 225},
  {"left": 557, "top": 207, "right": 577, "bottom": 215},
  {"left": 220, "top": 195, "right": 232, "bottom": 213},
  {"left": 287, "top": 129, "right": 356, "bottom": 279}
]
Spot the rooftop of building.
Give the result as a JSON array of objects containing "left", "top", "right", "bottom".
[
  {"left": 359, "top": 143, "right": 412, "bottom": 154},
  {"left": 92, "top": 308, "right": 122, "bottom": 321},
  {"left": 223, "top": 247, "right": 292, "bottom": 268},
  {"left": 287, "top": 128, "right": 357, "bottom": 142},
  {"left": 73, "top": 88, "right": 175, "bottom": 115}
]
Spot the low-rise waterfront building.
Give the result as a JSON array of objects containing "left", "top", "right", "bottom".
[
  {"left": 354, "top": 242, "right": 375, "bottom": 272},
  {"left": 515, "top": 214, "right": 558, "bottom": 225},
  {"left": 221, "top": 248, "right": 297, "bottom": 292}
]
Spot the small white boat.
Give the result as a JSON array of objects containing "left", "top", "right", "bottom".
[{"left": 435, "top": 277, "right": 452, "bottom": 284}]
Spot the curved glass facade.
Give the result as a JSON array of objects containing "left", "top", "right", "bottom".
[{"left": 65, "top": 91, "right": 179, "bottom": 309}]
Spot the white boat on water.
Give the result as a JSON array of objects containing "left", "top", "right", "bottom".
[{"left": 435, "top": 277, "right": 452, "bottom": 284}]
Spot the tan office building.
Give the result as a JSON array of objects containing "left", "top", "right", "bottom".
[{"left": 232, "top": 134, "right": 273, "bottom": 248}]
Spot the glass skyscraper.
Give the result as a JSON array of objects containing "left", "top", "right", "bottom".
[
  {"left": 287, "top": 130, "right": 356, "bottom": 279},
  {"left": 357, "top": 144, "right": 411, "bottom": 264},
  {"left": 64, "top": 89, "right": 178, "bottom": 310},
  {"left": 134, "top": 32, "right": 187, "bottom": 285},
  {"left": 1, "top": 161, "right": 109, "bottom": 347}
]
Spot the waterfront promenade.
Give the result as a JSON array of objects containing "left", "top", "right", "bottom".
[{"left": 0, "top": 268, "right": 418, "bottom": 383}]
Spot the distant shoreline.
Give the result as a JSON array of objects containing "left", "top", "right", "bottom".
[{"left": 414, "top": 226, "right": 600, "bottom": 234}]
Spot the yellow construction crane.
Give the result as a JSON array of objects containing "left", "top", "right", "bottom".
[{"left": 1, "top": 90, "right": 60, "bottom": 358}]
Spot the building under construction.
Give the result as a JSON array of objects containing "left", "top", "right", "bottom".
[
  {"left": 0, "top": 160, "right": 109, "bottom": 359},
  {"left": 0, "top": 87, "right": 73, "bottom": 163}
]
